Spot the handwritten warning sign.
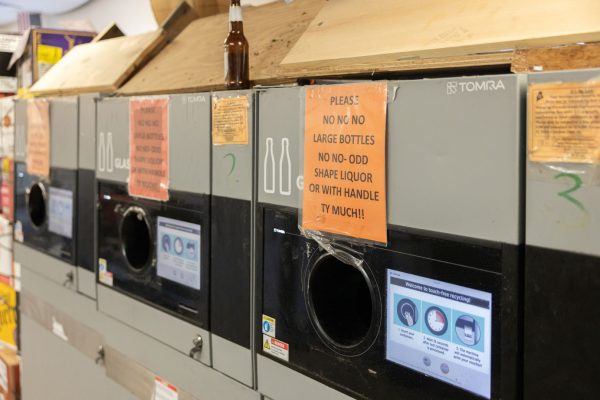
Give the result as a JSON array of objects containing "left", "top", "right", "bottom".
[
  {"left": 212, "top": 96, "right": 249, "bottom": 145},
  {"left": 26, "top": 99, "right": 50, "bottom": 177},
  {"left": 129, "top": 97, "right": 169, "bottom": 201},
  {"left": 529, "top": 81, "right": 600, "bottom": 163},
  {"left": 302, "top": 82, "right": 387, "bottom": 244}
]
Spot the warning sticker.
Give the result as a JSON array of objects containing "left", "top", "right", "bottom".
[
  {"left": 262, "top": 314, "right": 276, "bottom": 337},
  {"left": 26, "top": 99, "right": 50, "bottom": 177},
  {"left": 98, "top": 258, "right": 113, "bottom": 286},
  {"left": 154, "top": 377, "right": 178, "bottom": 400},
  {"left": 129, "top": 97, "right": 169, "bottom": 201},
  {"left": 211, "top": 96, "right": 249, "bottom": 145},
  {"left": 529, "top": 81, "right": 600, "bottom": 163},
  {"left": 263, "top": 335, "right": 289, "bottom": 362},
  {"left": 301, "top": 82, "right": 388, "bottom": 244},
  {"left": 48, "top": 187, "right": 73, "bottom": 239}
]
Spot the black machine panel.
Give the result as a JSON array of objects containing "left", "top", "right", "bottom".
[
  {"left": 97, "top": 181, "right": 210, "bottom": 328},
  {"left": 14, "top": 161, "right": 77, "bottom": 264},
  {"left": 211, "top": 195, "right": 252, "bottom": 348},
  {"left": 257, "top": 205, "right": 520, "bottom": 400}
]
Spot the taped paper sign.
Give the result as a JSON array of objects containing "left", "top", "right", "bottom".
[
  {"left": 153, "top": 377, "right": 178, "bottom": 400},
  {"left": 529, "top": 81, "right": 600, "bottom": 163},
  {"left": 129, "top": 97, "right": 169, "bottom": 201},
  {"left": 302, "top": 82, "right": 388, "bottom": 244},
  {"left": 26, "top": 99, "right": 50, "bottom": 177},
  {"left": 212, "top": 96, "right": 249, "bottom": 145}
]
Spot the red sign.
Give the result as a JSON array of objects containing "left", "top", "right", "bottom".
[{"left": 129, "top": 97, "right": 169, "bottom": 201}]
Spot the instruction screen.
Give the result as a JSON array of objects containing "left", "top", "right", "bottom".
[
  {"left": 386, "top": 270, "right": 492, "bottom": 399},
  {"left": 156, "top": 217, "right": 201, "bottom": 290}
]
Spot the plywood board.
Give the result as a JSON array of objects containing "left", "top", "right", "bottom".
[
  {"left": 511, "top": 42, "right": 600, "bottom": 73},
  {"left": 29, "top": 30, "right": 165, "bottom": 96},
  {"left": 282, "top": 0, "right": 600, "bottom": 75},
  {"left": 118, "top": 0, "right": 326, "bottom": 95}
]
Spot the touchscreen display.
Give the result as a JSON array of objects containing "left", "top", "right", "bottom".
[
  {"left": 157, "top": 217, "right": 201, "bottom": 290},
  {"left": 386, "top": 270, "right": 492, "bottom": 399}
]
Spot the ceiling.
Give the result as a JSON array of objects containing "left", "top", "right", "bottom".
[{"left": 0, "top": 0, "right": 90, "bottom": 26}]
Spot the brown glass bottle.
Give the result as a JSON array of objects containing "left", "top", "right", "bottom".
[{"left": 224, "top": 0, "right": 249, "bottom": 90}]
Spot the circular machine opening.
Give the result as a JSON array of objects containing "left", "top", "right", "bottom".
[
  {"left": 308, "top": 255, "right": 374, "bottom": 348},
  {"left": 27, "top": 182, "right": 47, "bottom": 228},
  {"left": 120, "top": 208, "right": 152, "bottom": 271}
]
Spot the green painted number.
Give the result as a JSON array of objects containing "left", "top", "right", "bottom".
[{"left": 554, "top": 172, "right": 588, "bottom": 214}]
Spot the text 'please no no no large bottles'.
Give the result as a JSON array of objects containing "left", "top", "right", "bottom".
[{"left": 302, "top": 82, "right": 388, "bottom": 244}]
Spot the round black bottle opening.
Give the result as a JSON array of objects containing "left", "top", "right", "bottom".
[
  {"left": 308, "top": 255, "right": 374, "bottom": 348},
  {"left": 27, "top": 182, "right": 47, "bottom": 228},
  {"left": 120, "top": 208, "right": 152, "bottom": 271}
]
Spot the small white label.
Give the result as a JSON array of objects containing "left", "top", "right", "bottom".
[
  {"left": 0, "top": 357, "right": 7, "bottom": 391},
  {"left": 262, "top": 314, "right": 276, "bottom": 338},
  {"left": 98, "top": 258, "right": 113, "bottom": 286},
  {"left": 153, "top": 377, "right": 178, "bottom": 400},
  {"left": 14, "top": 221, "right": 23, "bottom": 243},
  {"left": 48, "top": 187, "right": 73, "bottom": 239},
  {"left": 263, "top": 335, "right": 289, "bottom": 362},
  {"left": 52, "top": 317, "right": 68, "bottom": 342},
  {"left": 229, "top": 5, "right": 243, "bottom": 22}
]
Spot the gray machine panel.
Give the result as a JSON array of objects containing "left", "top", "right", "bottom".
[
  {"left": 14, "top": 99, "right": 26, "bottom": 162},
  {"left": 96, "top": 97, "right": 130, "bottom": 183},
  {"left": 77, "top": 268, "right": 96, "bottom": 299},
  {"left": 257, "top": 355, "right": 353, "bottom": 400},
  {"left": 50, "top": 96, "right": 79, "bottom": 170},
  {"left": 97, "top": 285, "right": 211, "bottom": 366},
  {"left": 15, "top": 242, "right": 77, "bottom": 291},
  {"left": 212, "top": 334, "right": 253, "bottom": 387},
  {"left": 169, "top": 93, "right": 211, "bottom": 195},
  {"left": 21, "top": 315, "right": 138, "bottom": 400},
  {"left": 211, "top": 90, "right": 254, "bottom": 201},
  {"left": 78, "top": 93, "right": 100, "bottom": 171},
  {"left": 527, "top": 68, "right": 600, "bottom": 256},
  {"left": 257, "top": 87, "right": 303, "bottom": 209},
  {"left": 96, "top": 95, "right": 211, "bottom": 194},
  {"left": 388, "top": 75, "right": 523, "bottom": 244},
  {"left": 22, "top": 268, "right": 258, "bottom": 400}
]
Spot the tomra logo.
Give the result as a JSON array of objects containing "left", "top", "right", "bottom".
[{"left": 447, "top": 79, "right": 506, "bottom": 95}]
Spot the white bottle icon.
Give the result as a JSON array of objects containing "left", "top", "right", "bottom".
[
  {"left": 264, "top": 137, "right": 275, "bottom": 194},
  {"left": 106, "top": 132, "right": 114, "bottom": 172},
  {"left": 279, "top": 138, "right": 291, "bottom": 196},
  {"left": 98, "top": 132, "right": 106, "bottom": 172}
]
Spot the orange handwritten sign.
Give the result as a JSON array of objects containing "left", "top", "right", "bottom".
[
  {"left": 302, "top": 82, "right": 388, "bottom": 244},
  {"left": 129, "top": 97, "right": 169, "bottom": 201},
  {"left": 26, "top": 99, "right": 50, "bottom": 177}
]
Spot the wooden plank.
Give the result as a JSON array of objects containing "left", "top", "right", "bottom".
[
  {"left": 151, "top": 0, "right": 230, "bottom": 25},
  {"left": 29, "top": 31, "right": 165, "bottom": 96},
  {"left": 92, "top": 23, "right": 124, "bottom": 43},
  {"left": 512, "top": 42, "right": 600, "bottom": 73},
  {"left": 281, "top": 0, "right": 600, "bottom": 74},
  {"left": 118, "top": 0, "right": 327, "bottom": 95}
]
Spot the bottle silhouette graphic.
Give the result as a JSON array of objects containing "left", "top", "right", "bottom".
[
  {"left": 264, "top": 137, "right": 275, "bottom": 194},
  {"left": 106, "top": 132, "right": 114, "bottom": 172},
  {"left": 98, "top": 132, "right": 105, "bottom": 172},
  {"left": 279, "top": 138, "right": 291, "bottom": 196}
]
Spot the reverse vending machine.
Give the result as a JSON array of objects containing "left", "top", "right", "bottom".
[
  {"left": 525, "top": 69, "right": 600, "bottom": 399},
  {"left": 14, "top": 97, "right": 79, "bottom": 286},
  {"left": 96, "top": 95, "right": 212, "bottom": 365},
  {"left": 256, "top": 77, "right": 524, "bottom": 399}
]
